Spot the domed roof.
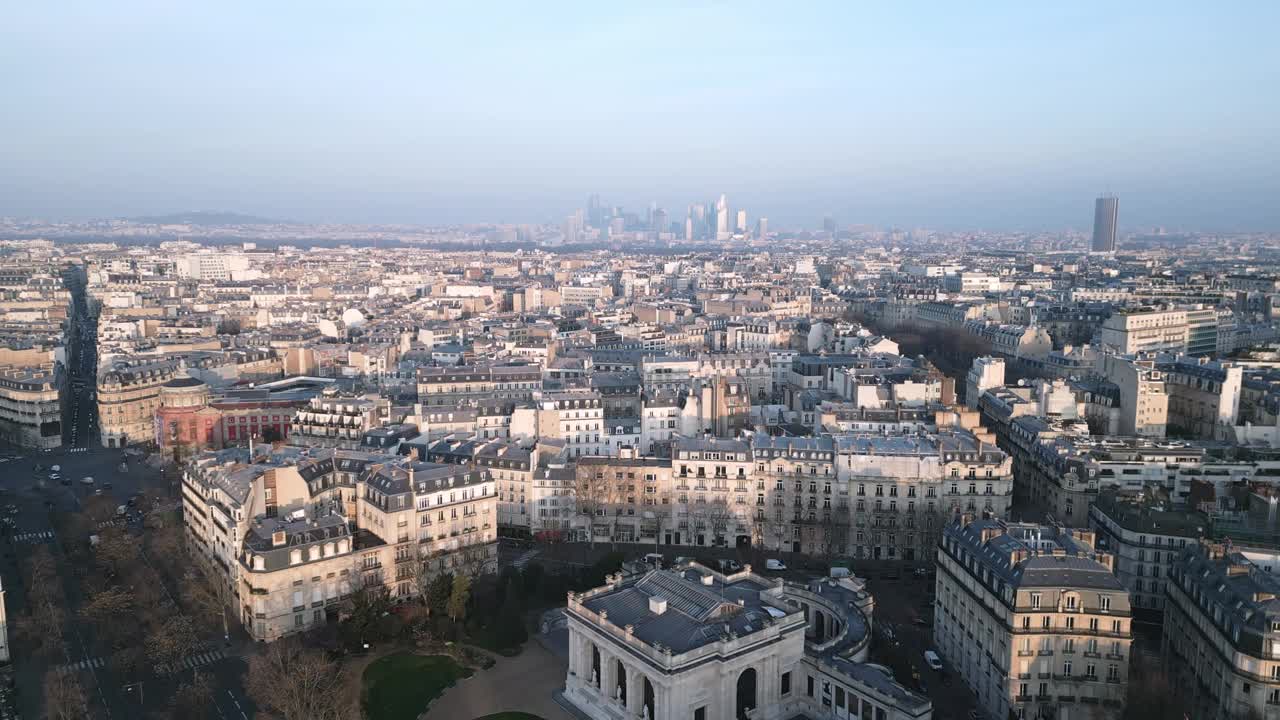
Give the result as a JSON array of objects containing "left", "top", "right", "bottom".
[{"left": 163, "top": 376, "right": 206, "bottom": 388}]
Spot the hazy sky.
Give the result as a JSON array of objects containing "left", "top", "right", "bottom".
[{"left": 2, "top": 2, "right": 1277, "bottom": 231}]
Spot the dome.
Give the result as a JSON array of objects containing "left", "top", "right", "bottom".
[
  {"left": 163, "top": 376, "right": 206, "bottom": 388},
  {"left": 341, "top": 308, "right": 367, "bottom": 327}
]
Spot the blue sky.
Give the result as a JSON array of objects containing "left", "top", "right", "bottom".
[{"left": 1, "top": 2, "right": 1277, "bottom": 230}]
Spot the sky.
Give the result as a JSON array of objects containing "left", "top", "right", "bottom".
[{"left": 1, "top": 2, "right": 1278, "bottom": 231}]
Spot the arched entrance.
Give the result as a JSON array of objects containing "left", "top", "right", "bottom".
[
  {"left": 591, "top": 645, "right": 601, "bottom": 689},
  {"left": 643, "top": 676, "right": 655, "bottom": 720},
  {"left": 615, "top": 658, "right": 627, "bottom": 705},
  {"left": 736, "top": 668, "right": 757, "bottom": 720}
]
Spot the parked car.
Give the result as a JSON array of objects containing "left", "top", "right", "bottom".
[
  {"left": 829, "top": 566, "right": 852, "bottom": 578},
  {"left": 643, "top": 553, "right": 664, "bottom": 566},
  {"left": 765, "top": 559, "right": 787, "bottom": 571},
  {"left": 80, "top": 476, "right": 94, "bottom": 485},
  {"left": 924, "top": 650, "right": 943, "bottom": 671}
]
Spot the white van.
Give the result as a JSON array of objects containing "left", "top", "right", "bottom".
[
  {"left": 829, "top": 566, "right": 851, "bottom": 578},
  {"left": 643, "top": 553, "right": 664, "bottom": 566},
  {"left": 765, "top": 559, "right": 787, "bottom": 571}
]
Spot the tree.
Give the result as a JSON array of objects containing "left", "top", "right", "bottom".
[
  {"left": 146, "top": 614, "right": 200, "bottom": 671},
  {"left": 170, "top": 672, "right": 216, "bottom": 720},
  {"left": 244, "top": 638, "right": 344, "bottom": 720},
  {"left": 42, "top": 670, "right": 86, "bottom": 720},
  {"left": 216, "top": 318, "right": 242, "bottom": 335},
  {"left": 92, "top": 527, "right": 138, "bottom": 574},
  {"left": 81, "top": 586, "right": 135, "bottom": 624},
  {"left": 180, "top": 566, "right": 230, "bottom": 637},
  {"left": 343, "top": 575, "right": 392, "bottom": 643},
  {"left": 494, "top": 578, "right": 528, "bottom": 649},
  {"left": 448, "top": 573, "right": 471, "bottom": 623},
  {"left": 425, "top": 572, "right": 453, "bottom": 618}
]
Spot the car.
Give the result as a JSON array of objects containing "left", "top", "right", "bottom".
[
  {"left": 102, "top": 482, "right": 113, "bottom": 490},
  {"left": 913, "top": 567, "right": 928, "bottom": 577},
  {"left": 924, "top": 650, "right": 943, "bottom": 671},
  {"left": 674, "top": 556, "right": 695, "bottom": 565},
  {"left": 642, "top": 553, "right": 664, "bottom": 565},
  {"left": 81, "top": 476, "right": 94, "bottom": 485},
  {"left": 765, "top": 559, "right": 787, "bottom": 571},
  {"left": 717, "top": 559, "right": 742, "bottom": 573},
  {"left": 829, "top": 566, "right": 851, "bottom": 578}
]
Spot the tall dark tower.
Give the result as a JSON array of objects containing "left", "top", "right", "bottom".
[{"left": 1091, "top": 195, "right": 1118, "bottom": 253}]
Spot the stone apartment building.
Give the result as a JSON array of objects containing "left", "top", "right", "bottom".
[
  {"left": 935, "top": 516, "right": 1131, "bottom": 720},
  {"left": 1165, "top": 540, "right": 1280, "bottom": 720},
  {"left": 1087, "top": 490, "right": 1206, "bottom": 615},
  {"left": 0, "top": 363, "right": 62, "bottom": 449},
  {"left": 97, "top": 357, "right": 182, "bottom": 447},
  {"left": 181, "top": 445, "right": 497, "bottom": 642},
  {"left": 837, "top": 431, "right": 1013, "bottom": 562}
]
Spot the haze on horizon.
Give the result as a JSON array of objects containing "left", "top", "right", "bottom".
[{"left": 1, "top": 2, "right": 1277, "bottom": 232}]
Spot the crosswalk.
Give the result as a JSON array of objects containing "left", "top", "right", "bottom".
[
  {"left": 13, "top": 530, "right": 55, "bottom": 544},
  {"left": 66, "top": 447, "right": 90, "bottom": 453},
  {"left": 154, "top": 647, "right": 228, "bottom": 676},
  {"left": 57, "top": 656, "right": 105, "bottom": 674},
  {"left": 511, "top": 547, "right": 541, "bottom": 570}
]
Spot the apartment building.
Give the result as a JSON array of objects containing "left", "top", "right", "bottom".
[
  {"left": 576, "top": 451, "right": 674, "bottom": 544},
  {"left": 97, "top": 357, "right": 181, "bottom": 447},
  {"left": 535, "top": 389, "right": 605, "bottom": 458},
  {"left": 752, "top": 436, "right": 840, "bottom": 555},
  {"left": 935, "top": 516, "right": 1131, "bottom": 720},
  {"left": 0, "top": 363, "right": 62, "bottom": 449},
  {"left": 416, "top": 365, "right": 495, "bottom": 407},
  {"left": 1165, "top": 540, "right": 1280, "bottom": 720},
  {"left": 289, "top": 393, "right": 379, "bottom": 449},
  {"left": 181, "top": 445, "right": 496, "bottom": 641},
  {"left": 1088, "top": 490, "right": 1206, "bottom": 615},
  {"left": 671, "top": 436, "right": 754, "bottom": 547},
  {"left": 838, "top": 431, "right": 1013, "bottom": 562},
  {"left": 1099, "top": 308, "right": 1191, "bottom": 355}
]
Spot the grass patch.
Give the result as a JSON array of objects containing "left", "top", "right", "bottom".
[
  {"left": 473, "top": 714, "right": 547, "bottom": 720},
  {"left": 362, "top": 652, "right": 473, "bottom": 720}
]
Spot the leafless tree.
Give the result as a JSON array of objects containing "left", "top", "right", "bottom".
[
  {"left": 145, "top": 614, "right": 201, "bottom": 671},
  {"left": 42, "top": 670, "right": 87, "bottom": 720},
  {"left": 244, "top": 637, "right": 345, "bottom": 720}
]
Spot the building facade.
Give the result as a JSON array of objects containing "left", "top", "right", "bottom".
[{"left": 935, "top": 516, "right": 1132, "bottom": 720}]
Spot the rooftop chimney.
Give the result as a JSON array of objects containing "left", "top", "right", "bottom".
[{"left": 648, "top": 596, "right": 668, "bottom": 615}]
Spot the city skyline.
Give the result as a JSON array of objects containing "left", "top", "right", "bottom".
[{"left": 2, "top": 3, "right": 1278, "bottom": 231}]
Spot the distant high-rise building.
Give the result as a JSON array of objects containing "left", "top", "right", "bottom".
[
  {"left": 714, "top": 194, "right": 729, "bottom": 240},
  {"left": 1091, "top": 195, "right": 1118, "bottom": 253},
  {"left": 756, "top": 217, "right": 768, "bottom": 237},
  {"left": 822, "top": 215, "right": 837, "bottom": 235},
  {"left": 651, "top": 208, "right": 667, "bottom": 237},
  {"left": 735, "top": 209, "right": 747, "bottom": 233},
  {"left": 587, "top": 194, "right": 602, "bottom": 229},
  {"left": 684, "top": 216, "right": 693, "bottom": 242}
]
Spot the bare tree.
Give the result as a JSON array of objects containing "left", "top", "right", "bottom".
[
  {"left": 146, "top": 614, "right": 201, "bottom": 671},
  {"left": 42, "top": 670, "right": 87, "bottom": 720},
  {"left": 244, "top": 637, "right": 344, "bottom": 720},
  {"left": 169, "top": 671, "right": 216, "bottom": 720}
]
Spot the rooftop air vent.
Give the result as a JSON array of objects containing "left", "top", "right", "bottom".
[{"left": 649, "top": 596, "right": 668, "bottom": 615}]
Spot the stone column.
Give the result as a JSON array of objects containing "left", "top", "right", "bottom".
[{"left": 627, "top": 667, "right": 644, "bottom": 717}]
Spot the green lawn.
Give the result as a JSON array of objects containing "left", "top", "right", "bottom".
[
  {"left": 362, "top": 652, "right": 473, "bottom": 720},
  {"left": 472, "top": 714, "right": 547, "bottom": 720}
]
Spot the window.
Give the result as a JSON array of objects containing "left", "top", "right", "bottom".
[
  {"left": 781, "top": 672, "right": 791, "bottom": 696},
  {"left": 807, "top": 675, "right": 815, "bottom": 697},
  {"left": 1030, "top": 593, "right": 1041, "bottom": 609},
  {"left": 1063, "top": 661, "right": 1072, "bottom": 676},
  {"left": 695, "top": 708, "right": 706, "bottom": 720},
  {"left": 1065, "top": 595, "right": 1077, "bottom": 610},
  {"left": 1100, "top": 595, "right": 1111, "bottom": 611}
]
